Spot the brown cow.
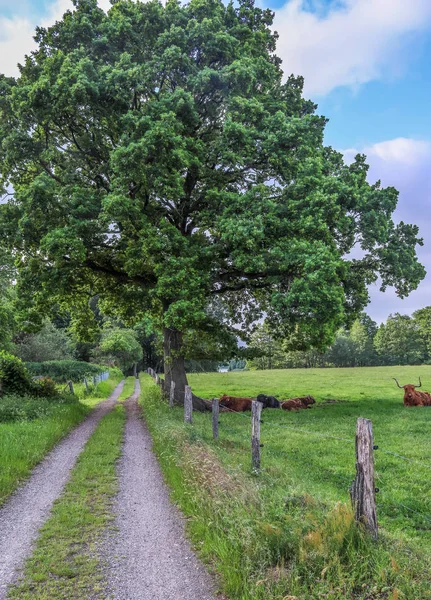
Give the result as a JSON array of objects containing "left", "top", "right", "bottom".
[
  {"left": 281, "top": 399, "right": 303, "bottom": 411},
  {"left": 393, "top": 378, "right": 431, "bottom": 407},
  {"left": 281, "top": 396, "right": 316, "bottom": 411},
  {"left": 219, "top": 394, "right": 253, "bottom": 412},
  {"left": 298, "top": 395, "right": 316, "bottom": 408}
]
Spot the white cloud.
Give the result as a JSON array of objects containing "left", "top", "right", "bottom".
[
  {"left": 274, "top": 0, "right": 431, "bottom": 96},
  {"left": 344, "top": 138, "right": 431, "bottom": 167},
  {"left": 0, "top": 0, "right": 113, "bottom": 77}
]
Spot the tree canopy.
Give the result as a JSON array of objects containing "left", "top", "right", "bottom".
[{"left": 0, "top": 0, "right": 425, "bottom": 405}]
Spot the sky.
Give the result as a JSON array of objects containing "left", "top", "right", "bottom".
[{"left": 0, "top": 0, "right": 430, "bottom": 323}]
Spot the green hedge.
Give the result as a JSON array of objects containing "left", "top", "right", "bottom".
[{"left": 26, "top": 360, "right": 122, "bottom": 383}]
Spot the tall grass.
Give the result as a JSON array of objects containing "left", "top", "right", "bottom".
[{"left": 141, "top": 371, "right": 431, "bottom": 600}]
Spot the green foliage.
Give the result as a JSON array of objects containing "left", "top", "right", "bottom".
[
  {"left": 26, "top": 359, "right": 120, "bottom": 383},
  {"left": 374, "top": 313, "right": 426, "bottom": 365},
  {"left": 413, "top": 306, "right": 431, "bottom": 358},
  {"left": 14, "top": 321, "right": 75, "bottom": 363},
  {"left": 0, "top": 0, "right": 424, "bottom": 365},
  {"left": 0, "top": 248, "right": 16, "bottom": 350},
  {"left": 0, "top": 350, "right": 35, "bottom": 396},
  {"left": 92, "top": 328, "right": 143, "bottom": 371}
]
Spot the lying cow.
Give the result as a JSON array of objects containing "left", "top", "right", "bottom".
[
  {"left": 281, "top": 395, "right": 316, "bottom": 411},
  {"left": 219, "top": 394, "right": 252, "bottom": 412},
  {"left": 393, "top": 378, "right": 431, "bottom": 407},
  {"left": 256, "top": 394, "right": 280, "bottom": 408},
  {"left": 281, "top": 399, "right": 303, "bottom": 411}
]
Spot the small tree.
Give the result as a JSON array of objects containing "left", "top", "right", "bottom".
[
  {"left": 374, "top": 314, "right": 426, "bottom": 366},
  {"left": 0, "top": 0, "right": 424, "bottom": 407},
  {"left": 92, "top": 328, "right": 143, "bottom": 372},
  {"left": 14, "top": 320, "right": 75, "bottom": 362}
]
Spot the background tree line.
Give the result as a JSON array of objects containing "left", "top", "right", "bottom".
[{"left": 247, "top": 309, "right": 431, "bottom": 369}]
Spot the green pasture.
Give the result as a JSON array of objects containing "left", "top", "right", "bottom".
[
  {"left": 142, "top": 369, "right": 431, "bottom": 599},
  {"left": 187, "top": 364, "right": 431, "bottom": 402}
]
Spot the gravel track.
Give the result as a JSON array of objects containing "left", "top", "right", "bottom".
[
  {"left": 106, "top": 380, "right": 217, "bottom": 600},
  {"left": 0, "top": 381, "right": 124, "bottom": 599}
]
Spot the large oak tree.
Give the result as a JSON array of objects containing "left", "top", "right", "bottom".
[{"left": 0, "top": 0, "right": 425, "bottom": 407}]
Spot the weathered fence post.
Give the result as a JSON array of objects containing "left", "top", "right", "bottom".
[
  {"left": 169, "top": 381, "right": 175, "bottom": 408},
  {"left": 68, "top": 381, "right": 74, "bottom": 395},
  {"left": 184, "top": 385, "right": 193, "bottom": 424},
  {"left": 212, "top": 398, "right": 219, "bottom": 439},
  {"left": 350, "top": 418, "right": 378, "bottom": 540},
  {"left": 84, "top": 378, "right": 89, "bottom": 392},
  {"left": 155, "top": 373, "right": 160, "bottom": 386},
  {"left": 93, "top": 376, "right": 97, "bottom": 386},
  {"left": 251, "top": 400, "right": 262, "bottom": 472}
]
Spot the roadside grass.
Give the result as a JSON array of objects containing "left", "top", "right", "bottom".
[
  {"left": 8, "top": 404, "right": 126, "bottom": 600},
  {"left": 141, "top": 371, "right": 431, "bottom": 600},
  {"left": 0, "top": 375, "right": 122, "bottom": 505}
]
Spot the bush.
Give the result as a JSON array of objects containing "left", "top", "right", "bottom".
[
  {"left": 0, "top": 351, "right": 34, "bottom": 396},
  {"left": 26, "top": 360, "right": 121, "bottom": 383}
]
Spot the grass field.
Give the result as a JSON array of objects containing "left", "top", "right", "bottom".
[
  {"left": 0, "top": 375, "right": 122, "bottom": 506},
  {"left": 142, "top": 367, "right": 431, "bottom": 599}
]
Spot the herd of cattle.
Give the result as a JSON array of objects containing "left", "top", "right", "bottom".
[
  {"left": 216, "top": 379, "right": 431, "bottom": 412},
  {"left": 218, "top": 393, "right": 316, "bottom": 412}
]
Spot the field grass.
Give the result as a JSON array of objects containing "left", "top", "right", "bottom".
[
  {"left": 8, "top": 404, "right": 126, "bottom": 600},
  {"left": 141, "top": 368, "right": 431, "bottom": 600},
  {"left": 0, "top": 375, "right": 122, "bottom": 505}
]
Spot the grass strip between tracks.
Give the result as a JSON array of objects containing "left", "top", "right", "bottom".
[{"left": 8, "top": 403, "right": 126, "bottom": 600}]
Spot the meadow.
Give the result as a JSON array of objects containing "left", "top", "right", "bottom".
[{"left": 142, "top": 367, "right": 431, "bottom": 599}]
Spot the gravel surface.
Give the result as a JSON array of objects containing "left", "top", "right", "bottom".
[
  {"left": 0, "top": 381, "right": 124, "bottom": 600},
  {"left": 106, "top": 380, "right": 217, "bottom": 600}
]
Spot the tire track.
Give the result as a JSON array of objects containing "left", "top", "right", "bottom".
[
  {"left": 106, "top": 379, "right": 217, "bottom": 600},
  {"left": 0, "top": 380, "right": 124, "bottom": 599}
]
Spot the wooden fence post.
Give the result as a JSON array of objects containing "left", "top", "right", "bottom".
[
  {"left": 169, "top": 381, "right": 175, "bottom": 408},
  {"left": 251, "top": 400, "right": 262, "bottom": 472},
  {"left": 184, "top": 385, "right": 193, "bottom": 424},
  {"left": 84, "top": 378, "right": 89, "bottom": 392},
  {"left": 212, "top": 398, "right": 219, "bottom": 439},
  {"left": 350, "top": 418, "right": 378, "bottom": 540},
  {"left": 68, "top": 381, "right": 74, "bottom": 395},
  {"left": 155, "top": 373, "right": 160, "bottom": 386}
]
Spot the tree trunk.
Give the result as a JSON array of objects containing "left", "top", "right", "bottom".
[{"left": 163, "top": 326, "right": 210, "bottom": 412}]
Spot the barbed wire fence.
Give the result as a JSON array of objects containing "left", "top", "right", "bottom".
[{"left": 146, "top": 368, "right": 431, "bottom": 540}]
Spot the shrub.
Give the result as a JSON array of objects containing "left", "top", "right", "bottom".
[
  {"left": 0, "top": 351, "right": 34, "bottom": 396},
  {"left": 26, "top": 360, "right": 121, "bottom": 383},
  {"left": 31, "top": 377, "right": 59, "bottom": 398}
]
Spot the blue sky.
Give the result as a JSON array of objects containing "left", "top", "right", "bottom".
[{"left": 0, "top": 0, "right": 430, "bottom": 323}]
